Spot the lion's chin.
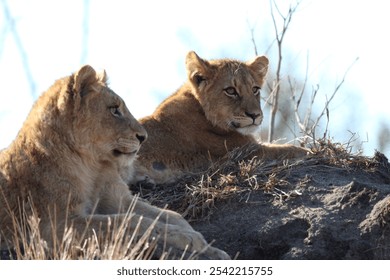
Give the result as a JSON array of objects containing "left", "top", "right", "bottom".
[{"left": 236, "top": 125, "right": 261, "bottom": 136}]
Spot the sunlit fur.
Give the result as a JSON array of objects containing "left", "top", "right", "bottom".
[
  {"left": 0, "top": 65, "right": 229, "bottom": 259},
  {"left": 132, "top": 51, "right": 309, "bottom": 185}
]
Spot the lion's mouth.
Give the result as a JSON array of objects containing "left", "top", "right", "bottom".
[
  {"left": 230, "top": 121, "right": 259, "bottom": 129},
  {"left": 113, "top": 148, "right": 138, "bottom": 157},
  {"left": 230, "top": 121, "right": 240, "bottom": 129}
]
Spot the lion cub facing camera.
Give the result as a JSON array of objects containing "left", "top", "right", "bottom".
[{"left": 132, "top": 51, "right": 309, "bottom": 185}]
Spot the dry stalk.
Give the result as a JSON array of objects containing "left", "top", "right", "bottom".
[
  {"left": 291, "top": 57, "right": 359, "bottom": 147},
  {"left": 0, "top": 194, "right": 167, "bottom": 260}
]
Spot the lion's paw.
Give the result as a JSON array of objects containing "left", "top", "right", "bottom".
[{"left": 163, "top": 228, "right": 230, "bottom": 260}]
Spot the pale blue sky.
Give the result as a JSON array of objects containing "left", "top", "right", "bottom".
[{"left": 1, "top": 0, "right": 389, "bottom": 156}]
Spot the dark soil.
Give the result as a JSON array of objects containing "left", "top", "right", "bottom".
[{"left": 132, "top": 143, "right": 390, "bottom": 260}]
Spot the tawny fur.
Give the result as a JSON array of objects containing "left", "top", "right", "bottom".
[
  {"left": 133, "top": 51, "right": 309, "bottom": 184},
  {"left": 0, "top": 65, "right": 229, "bottom": 259}
]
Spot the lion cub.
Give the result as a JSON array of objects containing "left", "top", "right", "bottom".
[
  {"left": 0, "top": 65, "right": 229, "bottom": 259},
  {"left": 132, "top": 51, "right": 309, "bottom": 184}
]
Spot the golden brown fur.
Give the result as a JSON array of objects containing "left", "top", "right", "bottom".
[
  {"left": 132, "top": 51, "right": 309, "bottom": 184},
  {"left": 0, "top": 65, "right": 229, "bottom": 259}
]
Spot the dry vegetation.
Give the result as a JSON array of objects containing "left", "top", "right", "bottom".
[
  {"left": 0, "top": 199, "right": 161, "bottom": 260},
  {"left": 131, "top": 138, "right": 386, "bottom": 221}
]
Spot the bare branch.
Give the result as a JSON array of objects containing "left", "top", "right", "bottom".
[
  {"left": 268, "top": 0, "right": 301, "bottom": 142},
  {"left": 247, "top": 21, "right": 258, "bottom": 56},
  {"left": 288, "top": 56, "right": 359, "bottom": 150},
  {"left": 290, "top": 51, "right": 310, "bottom": 133},
  {"left": 0, "top": 18, "right": 9, "bottom": 59},
  {"left": 1, "top": 0, "right": 37, "bottom": 98},
  {"left": 311, "top": 57, "right": 359, "bottom": 134}
]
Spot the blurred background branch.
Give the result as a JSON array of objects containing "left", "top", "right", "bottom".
[{"left": 1, "top": 0, "right": 36, "bottom": 98}]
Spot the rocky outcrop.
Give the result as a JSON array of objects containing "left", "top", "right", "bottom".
[
  {"left": 191, "top": 151, "right": 390, "bottom": 259},
  {"left": 135, "top": 146, "right": 390, "bottom": 259}
]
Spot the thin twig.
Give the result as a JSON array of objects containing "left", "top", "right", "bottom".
[
  {"left": 247, "top": 19, "right": 258, "bottom": 56},
  {"left": 1, "top": 0, "right": 37, "bottom": 98},
  {"left": 311, "top": 57, "right": 359, "bottom": 134},
  {"left": 268, "top": 0, "right": 301, "bottom": 142}
]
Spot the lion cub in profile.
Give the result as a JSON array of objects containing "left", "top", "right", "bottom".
[
  {"left": 0, "top": 65, "right": 229, "bottom": 259},
  {"left": 132, "top": 51, "right": 309, "bottom": 184}
]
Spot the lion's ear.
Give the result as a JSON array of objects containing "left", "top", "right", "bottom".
[
  {"left": 73, "top": 65, "right": 98, "bottom": 96},
  {"left": 97, "top": 70, "right": 108, "bottom": 85},
  {"left": 186, "top": 51, "right": 212, "bottom": 87},
  {"left": 247, "top": 56, "right": 269, "bottom": 78}
]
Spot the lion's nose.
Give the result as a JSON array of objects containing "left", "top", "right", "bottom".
[
  {"left": 245, "top": 111, "right": 261, "bottom": 121},
  {"left": 136, "top": 133, "right": 146, "bottom": 144}
]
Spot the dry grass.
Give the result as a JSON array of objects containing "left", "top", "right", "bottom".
[
  {"left": 0, "top": 197, "right": 164, "bottom": 260},
  {"left": 132, "top": 138, "right": 389, "bottom": 221}
]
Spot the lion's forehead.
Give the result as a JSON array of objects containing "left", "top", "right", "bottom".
[
  {"left": 99, "top": 87, "right": 124, "bottom": 104},
  {"left": 232, "top": 74, "right": 256, "bottom": 90},
  {"left": 101, "top": 87, "right": 118, "bottom": 98},
  {"left": 215, "top": 65, "right": 257, "bottom": 94}
]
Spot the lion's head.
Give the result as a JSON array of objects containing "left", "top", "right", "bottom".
[
  {"left": 70, "top": 65, "right": 146, "bottom": 163},
  {"left": 27, "top": 65, "right": 147, "bottom": 172},
  {"left": 185, "top": 51, "right": 268, "bottom": 136}
]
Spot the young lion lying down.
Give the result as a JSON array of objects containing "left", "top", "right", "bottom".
[
  {"left": 0, "top": 65, "right": 229, "bottom": 259},
  {"left": 132, "top": 51, "right": 310, "bottom": 185}
]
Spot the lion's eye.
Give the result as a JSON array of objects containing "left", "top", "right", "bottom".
[
  {"left": 252, "top": 86, "right": 261, "bottom": 96},
  {"left": 110, "top": 106, "right": 122, "bottom": 117},
  {"left": 224, "top": 87, "right": 239, "bottom": 98}
]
